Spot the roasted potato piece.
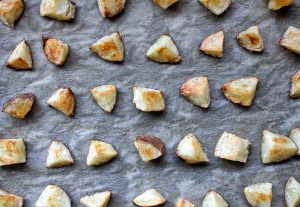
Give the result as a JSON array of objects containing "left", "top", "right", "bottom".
[
  {"left": 202, "top": 191, "right": 228, "bottom": 207},
  {"left": 90, "top": 32, "right": 124, "bottom": 62},
  {"left": 174, "top": 198, "right": 195, "bottom": 207},
  {"left": 290, "top": 70, "right": 300, "bottom": 97},
  {"left": 46, "top": 140, "right": 74, "bottom": 168},
  {"left": 199, "top": 0, "right": 231, "bottom": 15},
  {"left": 153, "top": 0, "right": 178, "bottom": 9},
  {"left": 40, "top": 0, "right": 76, "bottom": 21},
  {"left": 43, "top": 37, "right": 69, "bottom": 66},
  {"left": 237, "top": 26, "right": 264, "bottom": 52},
  {"left": 222, "top": 77, "right": 258, "bottom": 107},
  {"left": 97, "top": 0, "right": 126, "bottom": 18},
  {"left": 90, "top": 84, "right": 117, "bottom": 112},
  {"left": 87, "top": 139, "right": 117, "bottom": 166},
  {"left": 80, "top": 191, "right": 111, "bottom": 207},
  {"left": 0, "top": 138, "right": 26, "bottom": 166},
  {"left": 0, "top": 189, "right": 23, "bottom": 207},
  {"left": 47, "top": 87, "right": 75, "bottom": 116},
  {"left": 180, "top": 76, "right": 210, "bottom": 108},
  {"left": 7, "top": 39, "right": 32, "bottom": 70},
  {"left": 0, "top": 0, "right": 24, "bottom": 28},
  {"left": 268, "top": 0, "right": 293, "bottom": 10},
  {"left": 36, "top": 185, "right": 71, "bottom": 207},
  {"left": 261, "top": 130, "right": 297, "bottom": 164},
  {"left": 285, "top": 177, "right": 300, "bottom": 207},
  {"left": 244, "top": 183, "right": 272, "bottom": 207},
  {"left": 200, "top": 31, "right": 224, "bottom": 58},
  {"left": 177, "top": 133, "right": 209, "bottom": 164},
  {"left": 133, "top": 87, "right": 165, "bottom": 112},
  {"left": 2, "top": 93, "right": 35, "bottom": 119},
  {"left": 214, "top": 132, "right": 250, "bottom": 163},
  {"left": 290, "top": 128, "right": 300, "bottom": 155},
  {"left": 280, "top": 26, "right": 300, "bottom": 55},
  {"left": 133, "top": 189, "right": 166, "bottom": 207},
  {"left": 146, "top": 34, "right": 181, "bottom": 63},
  {"left": 134, "top": 135, "right": 165, "bottom": 162}
]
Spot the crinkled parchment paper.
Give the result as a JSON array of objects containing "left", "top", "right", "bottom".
[{"left": 0, "top": 0, "right": 300, "bottom": 206}]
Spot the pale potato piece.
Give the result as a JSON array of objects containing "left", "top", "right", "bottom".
[
  {"left": 290, "top": 128, "right": 300, "bottom": 155},
  {"left": 80, "top": 191, "right": 111, "bottom": 207},
  {"left": 222, "top": 77, "right": 258, "bottom": 107},
  {"left": 0, "top": 189, "right": 23, "bottom": 207},
  {"left": 180, "top": 76, "right": 210, "bottom": 108},
  {"left": 90, "top": 85, "right": 117, "bottom": 112},
  {"left": 268, "top": 0, "right": 293, "bottom": 10},
  {"left": 40, "top": 0, "right": 76, "bottom": 21},
  {"left": 47, "top": 87, "right": 75, "bottom": 116},
  {"left": 237, "top": 26, "right": 264, "bottom": 52},
  {"left": 87, "top": 139, "right": 117, "bottom": 166},
  {"left": 0, "top": 0, "right": 24, "bottom": 28},
  {"left": 36, "top": 185, "right": 71, "bottom": 207},
  {"left": 200, "top": 31, "right": 224, "bottom": 58},
  {"left": 133, "top": 87, "right": 165, "bottom": 112},
  {"left": 214, "top": 132, "right": 250, "bottom": 163},
  {"left": 2, "top": 93, "right": 35, "bottom": 119},
  {"left": 290, "top": 70, "right": 300, "bottom": 97},
  {"left": 280, "top": 26, "right": 300, "bottom": 55},
  {"left": 285, "top": 177, "right": 300, "bottom": 207},
  {"left": 177, "top": 133, "right": 209, "bottom": 164},
  {"left": 90, "top": 32, "right": 124, "bottom": 62},
  {"left": 174, "top": 198, "right": 195, "bottom": 207},
  {"left": 261, "top": 130, "right": 297, "bottom": 164},
  {"left": 97, "top": 0, "right": 126, "bottom": 17},
  {"left": 153, "top": 0, "right": 178, "bottom": 9},
  {"left": 146, "top": 34, "right": 181, "bottom": 63},
  {"left": 7, "top": 39, "right": 32, "bottom": 70},
  {"left": 202, "top": 191, "right": 228, "bottom": 207},
  {"left": 244, "top": 183, "right": 272, "bottom": 207},
  {"left": 43, "top": 37, "right": 69, "bottom": 66},
  {"left": 199, "top": 0, "right": 231, "bottom": 15},
  {"left": 134, "top": 135, "right": 165, "bottom": 162},
  {"left": 46, "top": 140, "right": 74, "bottom": 168},
  {"left": 133, "top": 189, "right": 166, "bottom": 207},
  {"left": 0, "top": 138, "right": 26, "bottom": 166}
]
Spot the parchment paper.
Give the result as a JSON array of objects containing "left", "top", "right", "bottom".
[{"left": 0, "top": 0, "right": 300, "bottom": 206}]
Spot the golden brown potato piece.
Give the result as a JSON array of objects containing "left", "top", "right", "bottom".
[
  {"left": 289, "top": 128, "right": 300, "bottom": 155},
  {"left": 90, "top": 84, "right": 117, "bottom": 112},
  {"left": 244, "top": 183, "right": 272, "bottom": 207},
  {"left": 202, "top": 191, "right": 228, "bottom": 207},
  {"left": 290, "top": 70, "right": 300, "bottom": 97},
  {"left": 80, "top": 191, "right": 112, "bottom": 207},
  {"left": 0, "top": 138, "right": 26, "bottom": 166},
  {"left": 285, "top": 177, "right": 300, "bottom": 207},
  {"left": 268, "top": 0, "right": 293, "bottom": 10},
  {"left": 280, "top": 26, "right": 300, "bottom": 55},
  {"left": 97, "top": 0, "right": 126, "bottom": 18},
  {"left": 200, "top": 31, "right": 224, "bottom": 58},
  {"left": 36, "top": 185, "right": 71, "bottom": 207},
  {"left": 237, "top": 26, "right": 264, "bottom": 52},
  {"left": 0, "top": 189, "right": 23, "bottom": 207},
  {"left": 0, "top": 0, "right": 24, "bottom": 28},
  {"left": 46, "top": 140, "right": 74, "bottom": 168},
  {"left": 153, "top": 0, "right": 178, "bottom": 9},
  {"left": 133, "top": 87, "right": 165, "bottom": 112},
  {"left": 133, "top": 189, "right": 166, "bottom": 207},
  {"left": 174, "top": 198, "right": 195, "bottom": 207},
  {"left": 199, "top": 0, "right": 231, "bottom": 15},
  {"left": 47, "top": 87, "right": 75, "bottom": 116},
  {"left": 7, "top": 39, "right": 32, "bottom": 70},
  {"left": 40, "top": 0, "right": 76, "bottom": 21},
  {"left": 43, "top": 37, "right": 69, "bottom": 66}
]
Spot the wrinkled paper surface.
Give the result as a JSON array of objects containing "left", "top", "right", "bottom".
[{"left": 0, "top": 0, "right": 300, "bottom": 206}]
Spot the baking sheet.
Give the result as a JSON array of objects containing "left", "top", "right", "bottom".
[{"left": 0, "top": 0, "right": 300, "bottom": 206}]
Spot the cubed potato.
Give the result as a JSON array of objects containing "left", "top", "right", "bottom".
[
  {"left": 0, "top": 138, "right": 26, "bottom": 166},
  {"left": 243, "top": 183, "right": 272, "bottom": 207},
  {"left": 36, "top": 185, "right": 71, "bottom": 207},
  {"left": 199, "top": 0, "right": 231, "bottom": 15},
  {"left": 80, "top": 191, "right": 112, "bottom": 207},
  {"left": 268, "top": 0, "right": 293, "bottom": 10},
  {"left": 0, "top": 189, "right": 23, "bottom": 207},
  {"left": 285, "top": 177, "right": 300, "bottom": 207},
  {"left": 47, "top": 87, "right": 75, "bottom": 116},
  {"left": 200, "top": 31, "right": 224, "bottom": 58},
  {"left": 90, "top": 84, "right": 117, "bottom": 112},
  {"left": 87, "top": 139, "right": 117, "bottom": 166},
  {"left": 40, "top": 0, "right": 76, "bottom": 21},
  {"left": 133, "top": 87, "right": 165, "bottom": 112},
  {"left": 237, "top": 26, "right": 264, "bottom": 52},
  {"left": 43, "top": 37, "right": 69, "bottom": 66},
  {"left": 0, "top": 0, "right": 24, "bottom": 28},
  {"left": 7, "top": 39, "right": 32, "bottom": 70},
  {"left": 280, "top": 26, "right": 300, "bottom": 55},
  {"left": 46, "top": 140, "right": 74, "bottom": 168},
  {"left": 290, "top": 70, "right": 300, "bottom": 98},
  {"left": 153, "top": 0, "right": 178, "bottom": 9},
  {"left": 290, "top": 128, "right": 300, "bottom": 155},
  {"left": 174, "top": 198, "right": 195, "bottom": 207},
  {"left": 133, "top": 189, "right": 166, "bottom": 207},
  {"left": 202, "top": 191, "right": 228, "bottom": 207},
  {"left": 97, "top": 0, "right": 126, "bottom": 17}
]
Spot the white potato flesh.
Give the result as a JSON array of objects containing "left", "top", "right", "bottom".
[
  {"left": 199, "top": 0, "right": 231, "bottom": 15},
  {"left": 97, "top": 0, "right": 126, "bottom": 17},
  {"left": 202, "top": 191, "right": 228, "bottom": 207},
  {"left": 243, "top": 183, "right": 272, "bottom": 207},
  {"left": 7, "top": 39, "right": 32, "bottom": 70},
  {"left": 35, "top": 185, "right": 71, "bottom": 207},
  {"left": 290, "top": 128, "right": 300, "bottom": 155},
  {"left": 268, "top": 0, "right": 293, "bottom": 10},
  {"left": 285, "top": 177, "right": 300, "bottom": 207},
  {"left": 0, "top": 189, "right": 23, "bottom": 207},
  {"left": 80, "top": 191, "right": 111, "bottom": 207},
  {"left": 237, "top": 26, "right": 264, "bottom": 52},
  {"left": 133, "top": 189, "right": 166, "bottom": 207},
  {"left": 280, "top": 26, "right": 300, "bottom": 55},
  {"left": 47, "top": 87, "right": 75, "bottom": 116},
  {"left": 40, "top": 0, "right": 76, "bottom": 21},
  {"left": 153, "top": 0, "right": 178, "bottom": 9},
  {"left": 200, "top": 31, "right": 224, "bottom": 58},
  {"left": 0, "top": 138, "right": 26, "bottom": 166},
  {"left": 290, "top": 70, "right": 300, "bottom": 98},
  {"left": 87, "top": 139, "right": 117, "bottom": 166},
  {"left": 133, "top": 87, "right": 165, "bottom": 112},
  {"left": 174, "top": 198, "right": 195, "bottom": 207},
  {"left": 0, "top": 0, "right": 24, "bottom": 28},
  {"left": 90, "top": 85, "right": 117, "bottom": 112},
  {"left": 46, "top": 141, "right": 74, "bottom": 167}
]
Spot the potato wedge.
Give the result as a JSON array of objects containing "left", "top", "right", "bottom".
[
  {"left": 134, "top": 135, "right": 165, "bottom": 162},
  {"left": 199, "top": 0, "right": 231, "bottom": 15},
  {"left": 153, "top": 0, "right": 178, "bottom": 9},
  {"left": 133, "top": 87, "right": 165, "bottom": 112},
  {"left": 180, "top": 76, "right": 210, "bottom": 108},
  {"left": 0, "top": 138, "right": 26, "bottom": 166},
  {"left": 90, "top": 32, "right": 124, "bottom": 62},
  {"left": 174, "top": 198, "right": 195, "bottom": 207},
  {"left": 47, "top": 87, "right": 75, "bottom": 116},
  {"left": 280, "top": 26, "right": 300, "bottom": 55},
  {"left": 2, "top": 93, "right": 35, "bottom": 119},
  {"left": 46, "top": 140, "right": 74, "bottom": 168},
  {"left": 133, "top": 189, "right": 166, "bottom": 207},
  {"left": 90, "top": 84, "right": 117, "bottom": 112},
  {"left": 237, "top": 26, "right": 264, "bottom": 52},
  {"left": 222, "top": 77, "right": 258, "bottom": 107},
  {"left": 268, "top": 0, "right": 293, "bottom": 10},
  {"left": 202, "top": 191, "right": 228, "bottom": 207},
  {"left": 290, "top": 128, "right": 300, "bottom": 155},
  {"left": 177, "top": 133, "right": 209, "bottom": 164},
  {"left": 40, "top": 0, "right": 76, "bottom": 21},
  {"left": 87, "top": 139, "right": 117, "bottom": 166},
  {"left": 146, "top": 34, "right": 181, "bottom": 63},
  {"left": 0, "top": 189, "right": 23, "bottom": 207},
  {"left": 0, "top": 0, "right": 24, "bottom": 28},
  {"left": 200, "top": 31, "right": 224, "bottom": 58},
  {"left": 43, "top": 37, "right": 69, "bottom": 66},
  {"left": 214, "top": 132, "right": 250, "bottom": 163},
  {"left": 7, "top": 39, "right": 32, "bottom": 70},
  {"left": 290, "top": 70, "right": 300, "bottom": 98},
  {"left": 97, "top": 0, "right": 126, "bottom": 18},
  {"left": 244, "top": 183, "right": 272, "bottom": 207},
  {"left": 285, "top": 177, "right": 300, "bottom": 207},
  {"left": 36, "top": 185, "right": 71, "bottom": 207},
  {"left": 80, "top": 191, "right": 111, "bottom": 207},
  {"left": 261, "top": 130, "right": 297, "bottom": 164}
]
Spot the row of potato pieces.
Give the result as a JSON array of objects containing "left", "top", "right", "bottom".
[
  {"left": 2, "top": 177, "right": 300, "bottom": 207},
  {"left": 0, "top": 0, "right": 294, "bottom": 29},
  {"left": 1, "top": 129, "right": 300, "bottom": 168},
  {"left": 3, "top": 71, "right": 300, "bottom": 119},
  {"left": 4, "top": 24, "right": 300, "bottom": 70}
]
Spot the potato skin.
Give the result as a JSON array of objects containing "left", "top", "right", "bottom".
[
  {"left": 2, "top": 93, "right": 35, "bottom": 118},
  {"left": 135, "top": 135, "right": 165, "bottom": 155}
]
